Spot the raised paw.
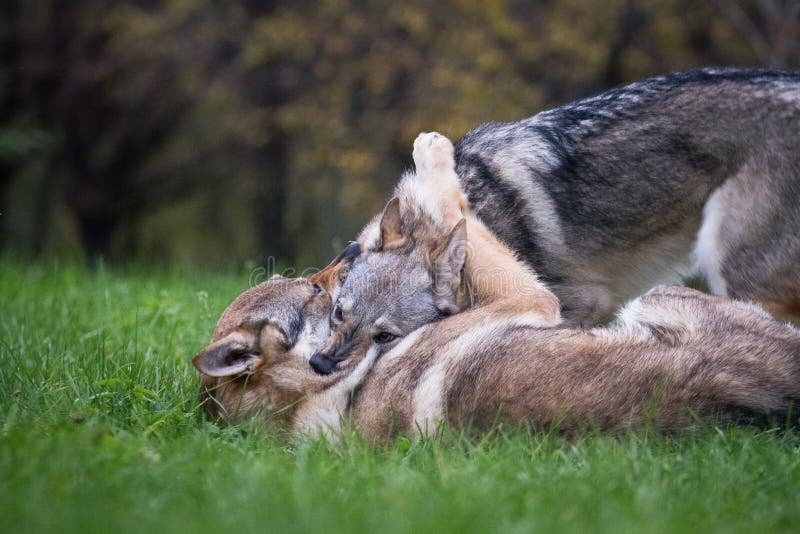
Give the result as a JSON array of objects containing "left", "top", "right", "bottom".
[
  {"left": 408, "top": 131, "right": 467, "bottom": 226},
  {"left": 413, "top": 132, "right": 456, "bottom": 177}
]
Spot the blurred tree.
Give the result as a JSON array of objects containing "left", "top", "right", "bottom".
[{"left": 1, "top": 0, "right": 797, "bottom": 268}]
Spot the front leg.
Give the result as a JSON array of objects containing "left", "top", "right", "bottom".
[
  {"left": 411, "top": 132, "right": 469, "bottom": 228},
  {"left": 413, "top": 131, "right": 561, "bottom": 327}
]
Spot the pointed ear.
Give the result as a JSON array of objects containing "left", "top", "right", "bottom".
[
  {"left": 430, "top": 218, "right": 468, "bottom": 314},
  {"left": 192, "top": 332, "right": 262, "bottom": 378},
  {"left": 378, "top": 197, "right": 406, "bottom": 251},
  {"left": 310, "top": 242, "right": 361, "bottom": 292}
]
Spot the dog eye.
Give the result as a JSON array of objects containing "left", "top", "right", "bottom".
[
  {"left": 311, "top": 283, "right": 324, "bottom": 296},
  {"left": 373, "top": 332, "right": 397, "bottom": 344},
  {"left": 333, "top": 304, "right": 344, "bottom": 322}
]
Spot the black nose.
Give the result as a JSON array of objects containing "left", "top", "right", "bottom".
[{"left": 310, "top": 353, "right": 337, "bottom": 375}]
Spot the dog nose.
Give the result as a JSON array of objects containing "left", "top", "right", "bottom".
[{"left": 310, "top": 352, "right": 337, "bottom": 375}]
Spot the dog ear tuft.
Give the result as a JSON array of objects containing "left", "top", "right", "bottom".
[
  {"left": 430, "top": 218, "right": 468, "bottom": 313},
  {"left": 193, "top": 334, "right": 262, "bottom": 377},
  {"left": 310, "top": 242, "right": 361, "bottom": 291},
  {"left": 378, "top": 197, "right": 407, "bottom": 250}
]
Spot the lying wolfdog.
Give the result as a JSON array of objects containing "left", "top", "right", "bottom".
[
  {"left": 194, "top": 133, "right": 800, "bottom": 440},
  {"left": 368, "top": 68, "right": 800, "bottom": 326}
]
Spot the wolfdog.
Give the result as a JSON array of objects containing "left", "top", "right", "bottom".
[
  {"left": 194, "top": 133, "right": 800, "bottom": 440},
  {"left": 365, "top": 68, "right": 800, "bottom": 326}
]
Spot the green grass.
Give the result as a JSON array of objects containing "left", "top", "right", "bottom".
[{"left": 1, "top": 258, "right": 799, "bottom": 533}]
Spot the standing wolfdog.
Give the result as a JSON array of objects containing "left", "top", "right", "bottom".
[{"left": 399, "top": 68, "right": 800, "bottom": 325}]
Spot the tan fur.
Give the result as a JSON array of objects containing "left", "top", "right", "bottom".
[
  {"left": 193, "top": 266, "right": 344, "bottom": 427},
  {"left": 462, "top": 213, "right": 561, "bottom": 325},
  {"left": 308, "top": 257, "right": 349, "bottom": 293}
]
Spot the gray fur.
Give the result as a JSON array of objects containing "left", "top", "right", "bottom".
[
  {"left": 308, "top": 240, "right": 452, "bottom": 374},
  {"left": 453, "top": 67, "right": 800, "bottom": 324}
]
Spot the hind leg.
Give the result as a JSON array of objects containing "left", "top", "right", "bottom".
[
  {"left": 720, "top": 231, "right": 800, "bottom": 325},
  {"left": 694, "top": 163, "right": 800, "bottom": 324}
]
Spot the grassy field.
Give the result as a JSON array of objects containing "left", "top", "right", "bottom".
[{"left": 1, "top": 258, "right": 799, "bottom": 533}]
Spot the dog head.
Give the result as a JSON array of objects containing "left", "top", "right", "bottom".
[
  {"left": 193, "top": 243, "right": 360, "bottom": 424},
  {"left": 309, "top": 196, "right": 470, "bottom": 374}
]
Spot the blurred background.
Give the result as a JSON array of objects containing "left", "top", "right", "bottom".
[{"left": 1, "top": 0, "right": 798, "bottom": 270}]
